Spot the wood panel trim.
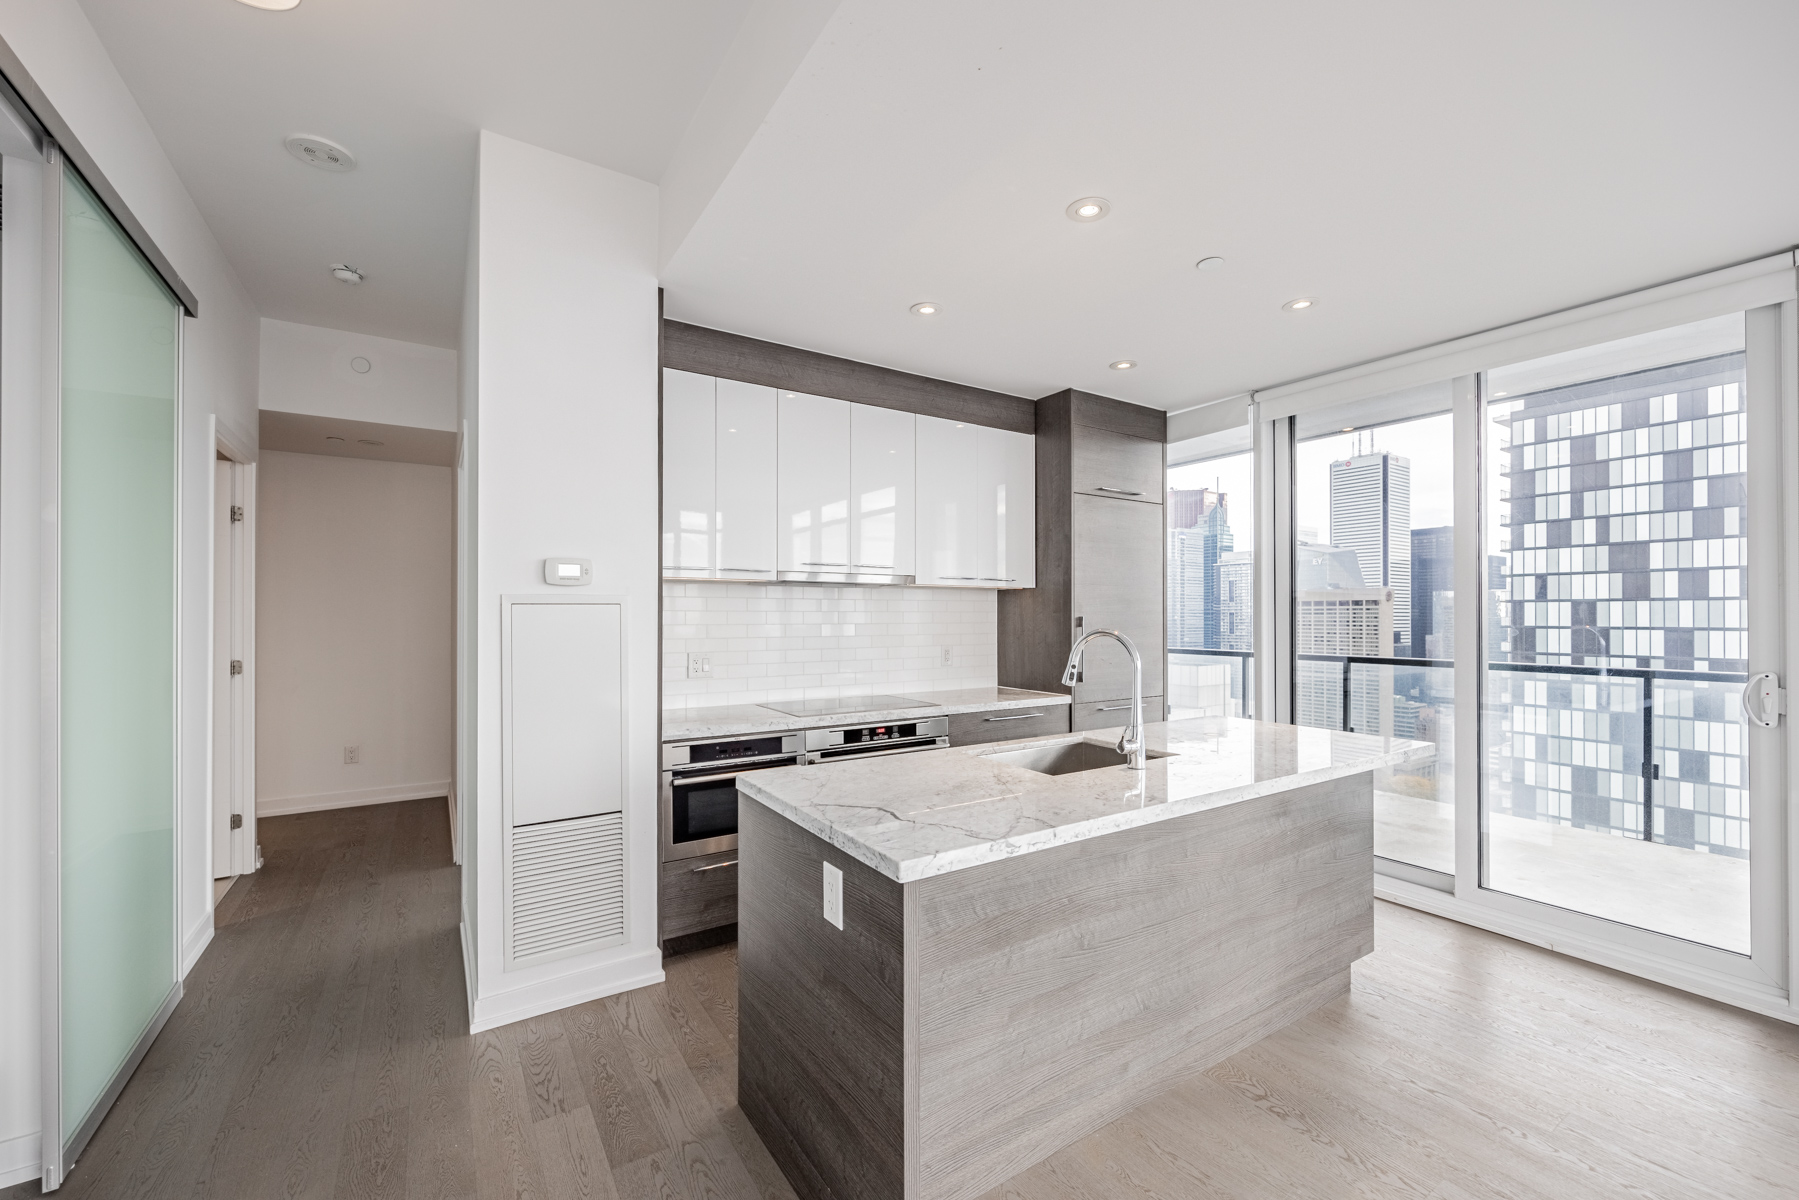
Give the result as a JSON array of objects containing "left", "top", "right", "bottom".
[
  {"left": 662, "top": 320, "right": 1036, "bottom": 434},
  {"left": 1038, "top": 388, "right": 1169, "bottom": 442}
]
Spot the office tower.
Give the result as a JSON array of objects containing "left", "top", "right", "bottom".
[
  {"left": 1167, "top": 487, "right": 1232, "bottom": 649},
  {"left": 1295, "top": 586, "right": 1395, "bottom": 729},
  {"left": 1497, "top": 362, "right": 1748, "bottom": 857},
  {"left": 1411, "top": 525, "right": 1452, "bottom": 657},
  {"left": 1330, "top": 451, "right": 1411, "bottom": 652},
  {"left": 1218, "top": 550, "right": 1254, "bottom": 652}
]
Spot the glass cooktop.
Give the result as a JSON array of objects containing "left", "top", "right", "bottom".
[{"left": 758, "top": 694, "right": 933, "bottom": 719}]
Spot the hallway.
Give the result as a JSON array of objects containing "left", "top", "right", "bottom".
[{"left": 14, "top": 798, "right": 1799, "bottom": 1199}]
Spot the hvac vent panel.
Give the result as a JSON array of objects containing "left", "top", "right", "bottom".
[{"left": 509, "top": 811, "right": 626, "bottom": 963}]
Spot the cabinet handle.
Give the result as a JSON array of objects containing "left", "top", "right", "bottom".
[
  {"left": 802, "top": 561, "right": 850, "bottom": 567},
  {"left": 851, "top": 563, "right": 892, "bottom": 569},
  {"left": 983, "top": 713, "right": 1042, "bottom": 721},
  {"left": 937, "top": 575, "right": 979, "bottom": 581},
  {"left": 1096, "top": 704, "right": 1133, "bottom": 712},
  {"left": 980, "top": 577, "right": 1016, "bottom": 582},
  {"left": 692, "top": 859, "right": 738, "bottom": 873},
  {"left": 1094, "top": 486, "right": 1145, "bottom": 496},
  {"left": 718, "top": 567, "right": 772, "bottom": 573}
]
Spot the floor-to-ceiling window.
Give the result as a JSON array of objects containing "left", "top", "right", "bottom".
[
  {"left": 1167, "top": 427, "right": 1253, "bottom": 718},
  {"left": 1291, "top": 387, "right": 1457, "bottom": 881}
]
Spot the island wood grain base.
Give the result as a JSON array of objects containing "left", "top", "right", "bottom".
[{"left": 738, "top": 772, "right": 1374, "bottom": 1200}]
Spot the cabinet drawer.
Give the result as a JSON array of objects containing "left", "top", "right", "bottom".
[
  {"left": 1071, "top": 425, "right": 1164, "bottom": 504},
  {"left": 1072, "top": 696, "right": 1165, "bottom": 732},
  {"left": 660, "top": 849, "right": 738, "bottom": 942},
  {"left": 946, "top": 705, "right": 1071, "bottom": 746}
]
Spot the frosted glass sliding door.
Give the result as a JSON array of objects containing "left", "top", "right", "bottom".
[{"left": 51, "top": 163, "right": 182, "bottom": 1176}]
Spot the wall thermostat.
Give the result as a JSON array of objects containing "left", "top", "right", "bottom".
[{"left": 543, "top": 558, "right": 592, "bottom": 586}]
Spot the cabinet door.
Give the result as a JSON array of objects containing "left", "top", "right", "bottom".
[
  {"left": 915, "top": 415, "right": 980, "bottom": 586},
  {"left": 777, "top": 391, "right": 852, "bottom": 573},
  {"left": 1072, "top": 425, "right": 1164, "bottom": 504},
  {"left": 715, "top": 379, "right": 777, "bottom": 577},
  {"left": 1070, "top": 493, "right": 1165, "bottom": 702},
  {"left": 976, "top": 427, "right": 1035, "bottom": 588},
  {"left": 849, "top": 403, "right": 915, "bottom": 575},
  {"left": 662, "top": 369, "right": 715, "bottom": 576}
]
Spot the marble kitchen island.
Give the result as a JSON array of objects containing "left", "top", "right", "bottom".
[{"left": 734, "top": 716, "right": 1434, "bottom": 1200}]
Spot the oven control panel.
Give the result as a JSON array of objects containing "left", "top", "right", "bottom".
[
  {"left": 804, "top": 716, "right": 950, "bottom": 751},
  {"left": 663, "top": 733, "right": 804, "bottom": 770}
]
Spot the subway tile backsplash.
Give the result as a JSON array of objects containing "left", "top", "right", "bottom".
[{"left": 661, "top": 582, "right": 997, "bottom": 712}]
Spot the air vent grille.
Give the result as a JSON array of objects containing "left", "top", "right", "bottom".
[{"left": 509, "top": 811, "right": 625, "bottom": 962}]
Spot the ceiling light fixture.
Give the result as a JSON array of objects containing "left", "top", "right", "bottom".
[
  {"left": 1195, "top": 257, "right": 1225, "bottom": 271},
  {"left": 330, "top": 263, "right": 364, "bottom": 285},
  {"left": 1341, "top": 427, "right": 1355, "bottom": 433},
  {"left": 350, "top": 356, "right": 372, "bottom": 374},
  {"left": 1066, "top": 196, "right": 1111, "bottom": 222},
  {"left": 909, "top": 302, "right": 939, "bottom": 316},
  {"left": 1109, "top": 360, "right": 1137, "bottom": 371},
  {"left": 1494, "top": 391, "right": 1510, "bottom": 397},
  {"left": 285, "top": 133, "right": 355, "bottom": 172},
  {"left": 238, "top": 0, "right": 301, "bottom": 9},
  {"left": 1282, "top": 297, "right": 1315, "bottom": 311}
]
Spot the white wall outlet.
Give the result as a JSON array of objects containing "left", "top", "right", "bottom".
[
  {"left": 940, "top": 646, "right": 953, "bottom": 667},
  {"left": 822, "top": 861, "right": 844, "bottom": 929},
  {"left": 344, "top": 744, "right": 360, "bottom": 765},
  {"left": 687, "top": 653, "right": 713, "bottom": 679}
]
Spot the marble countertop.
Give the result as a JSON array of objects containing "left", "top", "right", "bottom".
[
  {"left": 660, "top": 686, "right": 1071, "bottom": 743},
  {"left": 738, "top": 717, "right": 1435, "bottom": 882}
]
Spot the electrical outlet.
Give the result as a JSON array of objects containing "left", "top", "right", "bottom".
[
  {"left": 344, "top": 744, "right": 360, "bottom": 765},
  {"left": 822, "top": 861, "right": 843, "bottom": 929},
  {"left": 940, "top": 646, "right": 953, "bottom": 667},
  {"left": 687, "top": 653, "right": 713, "bottom": 679}
]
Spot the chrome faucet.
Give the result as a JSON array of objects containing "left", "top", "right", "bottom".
[{"left": 1061, "top": 628, "right": 1147, "bottom": 769}]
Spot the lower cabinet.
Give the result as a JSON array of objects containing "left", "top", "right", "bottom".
[
  {"left": 1072, "top": 696, "right": 1165, "bottom": 732},
  {"left": 946, "top": 705, "right": 1071, "bottom": 746},
  {"left": 659, "top": 849, "right": 738, "bottom": 944}
]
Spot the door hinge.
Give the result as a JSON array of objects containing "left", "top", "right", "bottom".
[
  {"left": 230, "top": 813, "right": 243, "bottom": 830},
  {"left": 230, "top": 659, "right": 243, "bottom": 676},
  {"left": 230, "top": 505, "right": 244, "bottom": 523}
]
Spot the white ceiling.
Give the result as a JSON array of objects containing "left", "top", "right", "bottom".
[
  {"left": 79, "top": 1, "right": 1799, "bottom": 406},
  {"left": 663, "top": 0, "right": 1799, "bottom": 409},
  {"left": 78, "top": 0, "right": 758, "bottom": 347}
]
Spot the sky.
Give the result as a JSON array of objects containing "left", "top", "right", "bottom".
[{"left": 1167, "top": 410, "right": 1456, "bottom": 553}]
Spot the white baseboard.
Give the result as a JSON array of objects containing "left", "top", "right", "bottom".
[
  {"left": 1376, "top": 878, "right": 1797, "bottom": 1025},
  {"left": 467, "top": 946, "right": 665, "bottom": 1033},
  {"left": 0, "top": 1131, "right": 40, "bottom": 1189},
  {"left": 180, "top": 912, "right": 214, "bottom": 977},
  {"left": 460, "top": 919, "right": 478, "bottom": 1025},
  {"left": 257, "top": 780, "right": 453, "bottom": 818}
]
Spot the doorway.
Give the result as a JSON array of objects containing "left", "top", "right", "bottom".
[{"left": 212, "top": 430, "right": 256, "bottom": 888}]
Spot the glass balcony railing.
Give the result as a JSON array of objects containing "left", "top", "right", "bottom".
[{"left": 1168, "top": 648, "right": 1253, "bottom": 720}]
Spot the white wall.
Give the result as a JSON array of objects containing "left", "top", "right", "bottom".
[
  {"left": 259, "top": 318, "right": 458, "bottom": 430},
  {"left": 255, "top": 451, "right": 453, "bottom": 816},
  {"left": 462, "top": 130, "right": 661, "bottom": 1031},
  {"left": 0, "top": 4, "right": 261, "bottom": 1187},
  {"left": 661, "top": 582, "right": 997, "bottom": 710}
]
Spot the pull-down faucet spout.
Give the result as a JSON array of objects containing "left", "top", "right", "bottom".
[{"left": 1061, "top": 629, "right": 1146, "bottom": 769}]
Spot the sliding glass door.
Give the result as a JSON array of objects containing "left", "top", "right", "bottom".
[
  {"left": 50, "top": 160, "right": 182, "bottom": 1180},
  {"left": 1481, "top": 313, "right": 1768, "bottom": 956}
]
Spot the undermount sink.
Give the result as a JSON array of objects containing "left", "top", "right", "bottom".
[{"left": 980, "top": 740, "right": 1172, "bottom": 776}]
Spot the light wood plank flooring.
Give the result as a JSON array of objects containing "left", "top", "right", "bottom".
[{"left": 11, "top": 797, "right": 1797, "bottom": 1199}]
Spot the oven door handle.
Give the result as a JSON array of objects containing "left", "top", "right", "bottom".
[{"left": 666, "top": 761, "right": 800, "bottom": 787}]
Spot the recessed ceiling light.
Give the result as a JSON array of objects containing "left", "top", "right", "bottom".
[
  {"left": 285, "top": 134, "right": 355, "bottom": 172},
  {"left": 1066, "top": 196, "right": 1111, "bottom": 222},
  {"left": 1195, "top": 257, "right": 1225, "bottom": 271},
  {"left": 1341, "top": 427, "right": 1355, "bottom": 433},
  {"left": 238, "top": 0, "right": 301, "bottom": 9},
  {"left": 1494, "top": 391, "right": 1510, "bottom": 397},
  {"left": 349, "top": 356, "right": 372, "bottom": 374},
  {"left": 330, "top": 263, "right": 364, "bottom": 285},
  {"left": 1282, "top": 297, "right": 1315, "bottom": 311},
  {"left": 1109, "top": 360, "right": 1137, "bottom": 371},
  {"left": 910, "top": 302, "right": 939, "bottom": 316}
]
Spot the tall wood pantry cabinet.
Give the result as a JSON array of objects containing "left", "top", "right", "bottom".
[{"left": 999, "top": 390, "right": 1167, "bottom": 731}]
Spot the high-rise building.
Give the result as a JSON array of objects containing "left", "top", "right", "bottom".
[
  {"left": 1330, "top": 451, "right": 1411, "bottom": 652},
  {"left": 1410, "top": 525, "right": 1452, "bottom": 658},
  {"left": 1496, "top": 357, "right": 1748, "bottom": 857},
  {"left": 1218, "top": 550, "right": 1254, "bottom": 652},
  {"left": 1167, "top": 488, "right": 1233, "bottom": 649},
  {"left": 1295, "top": 586, "right": 1394, "bottom": 729}
]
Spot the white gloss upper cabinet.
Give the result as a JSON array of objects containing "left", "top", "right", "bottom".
[
  {"left": 915, "top": 415, "right": 981, "bottom": 586},
  {"left": 662, "top": 369, "right": 715, "bottom": 576},
  {"left": 776, "top": 391, "right": 852, "bottom": 573},
  {"left": 714, "top": 379, "right": 778, "bottom": 578},
  {"left": 849, "top": 404, "right": 915, "bottom": 576},
  {"left": 977, "top": 427, "right": 1036, "bottom": 589}
]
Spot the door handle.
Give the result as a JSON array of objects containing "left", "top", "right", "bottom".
[{"left": 1742, "top": 673, "right": 1785, "bottom": 729}]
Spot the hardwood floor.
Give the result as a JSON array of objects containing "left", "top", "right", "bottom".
[{"left": 12, "top": 796, "right": 1798, "bottom": 1198}]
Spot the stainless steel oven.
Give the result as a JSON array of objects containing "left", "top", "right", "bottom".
[{"left": 660, "top": 733, "right": 805, "bottom": 863}]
